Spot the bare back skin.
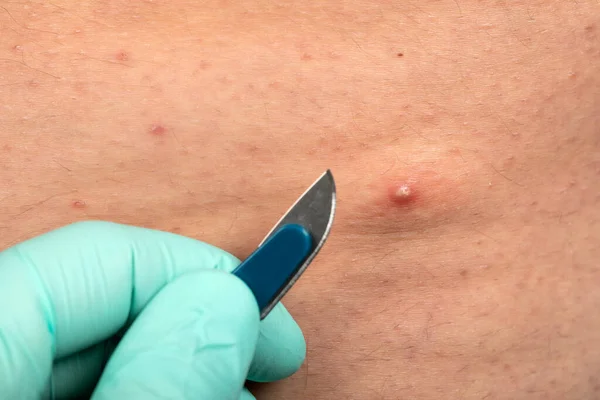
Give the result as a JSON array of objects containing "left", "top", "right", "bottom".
[{"left": 1, "top": 1, "right": 600, "bottom": 398}]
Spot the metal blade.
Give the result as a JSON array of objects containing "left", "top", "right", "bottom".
[{"left": 258, "top": 169, "right": 336, "bottom": 317}]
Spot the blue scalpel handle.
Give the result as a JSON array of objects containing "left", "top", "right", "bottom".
[{"left": 232, "top": 224, "right": 312, "bottom": 315}]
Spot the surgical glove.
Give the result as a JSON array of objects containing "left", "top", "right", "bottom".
[{"left": 0, "top": 221, "right": 306, "bottom": 399}]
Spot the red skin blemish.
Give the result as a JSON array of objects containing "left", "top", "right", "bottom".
[
  {"left": 72, "top": 200, "right": 86, "bottom": 209},
  {"left": 149, "top": 124, "right": 166, "bottom": 136},
  {"left": 73, "top": 81, "right": 88, "bottom": 94},
  {"left": 115, "top": 51, "right": 129, "bottom": 62}
]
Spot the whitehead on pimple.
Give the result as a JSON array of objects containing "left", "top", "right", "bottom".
[
  {"left": 395, "top": 184, "right": 411, "bottom": 199},
  {"left": 387, "top": 181, "right": 418, "bottom": 206}
]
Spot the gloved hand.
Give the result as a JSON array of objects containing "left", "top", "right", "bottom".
[{"left": 0, "top": 221, "right": 306, "bottom": 399}]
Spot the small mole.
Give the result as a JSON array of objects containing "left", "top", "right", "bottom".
[
  {"left": 115, "top": 51, "right": 129, "bottom": 62},
  {"left": 149, "top": 124, "right": 166, "bottom": 135},
  {"left": 460, "top": 269, "right": 468, "bottom": 277},
  {"left": 397, "top": 52, "right": 404, "bottom": 57},
  {"left": 72, "top": 200, "right": 86, "bottom": 209}
]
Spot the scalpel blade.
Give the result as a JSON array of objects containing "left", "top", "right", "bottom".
[{"left": 232, "top": 170, "right": 336, "bottom": 319}]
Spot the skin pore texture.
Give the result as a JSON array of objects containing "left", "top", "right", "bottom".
[{"left": 1, "top": 0, "right": 600, "bottom": 398}]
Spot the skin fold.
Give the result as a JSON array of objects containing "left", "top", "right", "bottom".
[{"left": 1, "top": 0, "right": 599, "bottom": 398}]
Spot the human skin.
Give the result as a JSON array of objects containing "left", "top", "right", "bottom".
[{"left": 1, "top": 0, "right": 599, "bottom": 398}]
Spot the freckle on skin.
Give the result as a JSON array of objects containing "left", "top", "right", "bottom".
[
  {"left": 302, "top": 53, "right": 313, "bottom": 61},
  {"left": 397, "top": 52, "right": 404, "bottom": 57}
]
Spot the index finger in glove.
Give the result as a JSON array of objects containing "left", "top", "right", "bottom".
[{"left": 0, "top": 221, "right": 305, "bottom": 397}]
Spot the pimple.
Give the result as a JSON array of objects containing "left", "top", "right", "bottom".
[
  {"left": 387, "top": 182, "right": 418, "bottom": 205},
  {"left": 365, "top": 167, "right": 464, "bottom": 215},
  {"left": 72, "top": 200, "right": 86, "bottom": 209},
  {"left": 115, "top": 51, "right": 129, "bottom": 62},
  {"left": 13, "top": 45, "right": 23, "bottom": 52},
  {"left": 149, "top": 123, "right": 166, "bottom": 135}
]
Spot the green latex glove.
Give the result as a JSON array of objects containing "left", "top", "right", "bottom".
[{"left": 0, "top": 221, "right": 306, "bottom": 399}]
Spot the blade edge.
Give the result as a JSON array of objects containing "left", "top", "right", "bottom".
[{"left": 259, "top": 171, "right": 337, "bottom": 318}]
